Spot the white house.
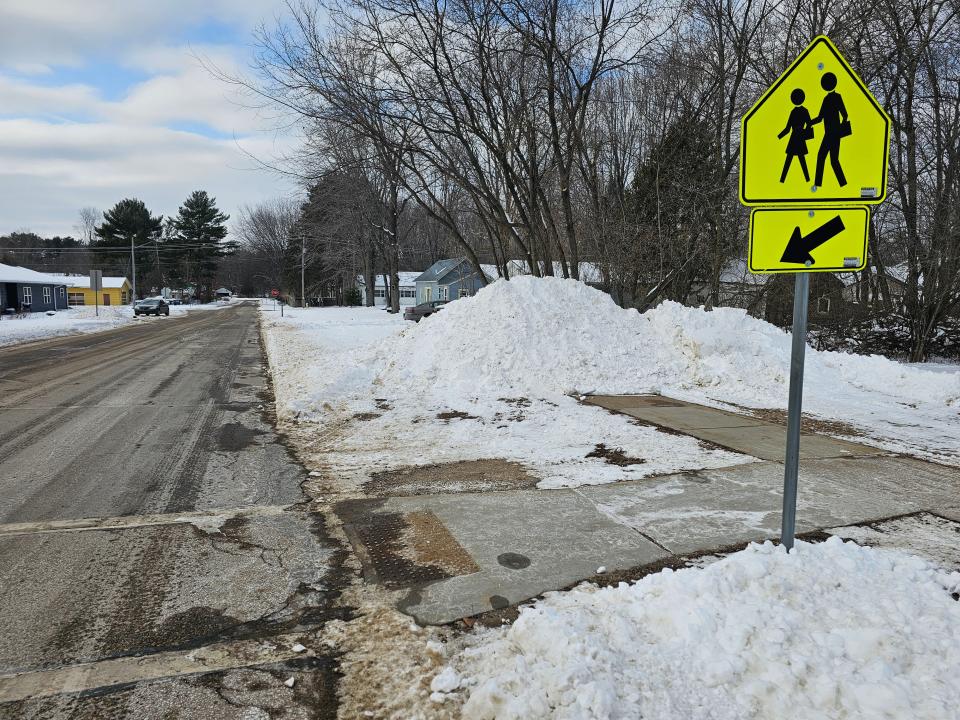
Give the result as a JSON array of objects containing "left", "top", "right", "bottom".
[{"left": 357, "top": 272, "right": 421, "bottom": 306}]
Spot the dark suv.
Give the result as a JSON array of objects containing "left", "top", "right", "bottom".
[
  {"left": 403, "top": 300, "right": 447, "bottom": 321},
  {"left": 134, "top": 298, "right": 170, "bottom": 317}
]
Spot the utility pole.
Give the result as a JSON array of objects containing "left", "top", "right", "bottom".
[
  {"left": 130, "top": 234, "right": 137, "bottom": 303},
  {"left": 301, "top": 234, "right": 306, "bottom": 308}
]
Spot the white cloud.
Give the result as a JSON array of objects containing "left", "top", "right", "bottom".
[
  {"left": 0, "top": 2, "right": 305, "bottom": 237},
  {"left": 0, "top": 118, "right": 301, "bottom": 237},
  {"left": 0, "top": 1, "right": 287, "bottom": 68}
]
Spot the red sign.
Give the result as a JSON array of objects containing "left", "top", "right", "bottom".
[{"left": 271, "top": 289, "right": 279, "bottom": 297}]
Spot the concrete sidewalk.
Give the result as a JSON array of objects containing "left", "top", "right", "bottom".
[
  {"left": 335, "top": 396, "right": 960, "bottom": 625},
  {"left": 340, "top": 453, "right": 958, "bottom": 624},
  {"left": 585, "top": 394, "right": 885, "bottom": 461}
]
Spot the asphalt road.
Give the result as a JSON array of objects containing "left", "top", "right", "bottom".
[{"left": 0, "top": 304, "right": 341, "bottom": 719}]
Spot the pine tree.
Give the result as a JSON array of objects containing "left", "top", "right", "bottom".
[
  {"left": 94, "top": 199, "right": 163, "bottom": 298},
  {"left": 169, "top": 191, "right": 232, "bottom": 302}
]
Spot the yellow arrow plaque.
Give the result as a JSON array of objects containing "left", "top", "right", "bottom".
[
  {"left": 740, "top": 36, "right": 890, "bottom": 206},
  {"left": 748, "top": 206, "right": 869, "bottom": 274}
]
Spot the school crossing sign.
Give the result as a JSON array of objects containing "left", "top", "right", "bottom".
[
  {"left": 740, "top": 36, "right": 890, "bottom": 207},
  {"left": 740, "top": 36, "right": 890, "bottom": 274}
]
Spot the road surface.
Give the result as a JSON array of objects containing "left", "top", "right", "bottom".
[{"left": 0, "top": 303, "right": 340, "bottom": 719}]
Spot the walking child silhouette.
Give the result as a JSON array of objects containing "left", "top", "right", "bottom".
[
  {"left": 778, "top": 88, "right": 812, "bottom": 183},
  {"left": 810, "top": 72, "right": 849, "bottom": 187}
]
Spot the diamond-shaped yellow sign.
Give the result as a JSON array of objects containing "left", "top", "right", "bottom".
[{"left": 740, "top": 36, "right": 890, "bottom": 206}]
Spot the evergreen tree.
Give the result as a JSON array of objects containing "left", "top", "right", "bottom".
[
  {"left": 93, "top": 199, "right": 163, "bottom": 298},
  {"left": 169, "top": 191, "right": 232, "bottom": 303}
]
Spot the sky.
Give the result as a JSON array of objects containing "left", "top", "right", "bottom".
[{"left": 0, "top": 0, "right": 301, "bottom": 238}]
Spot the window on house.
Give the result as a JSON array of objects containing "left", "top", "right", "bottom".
[
  {"left": 817, "top": 296, "right": 831, "bottom": 314},
  {"left": 459, "top": 288, "right": 470, "bottom": 298},
  {"left": 400, "top": 288, "right": 416, "bottom": 299},
  {"left": 121, "top": 291, "right": 128, "bottom": 304},
  {"left": 374, "top": 288, "right": 386, "bottom": 298},
  {"left": 439, "top": 287, "right": 449, "bottom": 300},
  {"left": 43, "top": 286, "right": 52, "bottom": 303},
  {"left": 22, "top": 287, "right": 32, "bottom": 306},
  {"left": 58, "top": 287, "right": 65, "bottom": 298},
  {"left": 68, "top": 292, "right": 86, "bottom": 306}
]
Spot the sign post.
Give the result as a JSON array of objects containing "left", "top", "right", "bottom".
[
  {"left": 90, "top": 269, "right": 102, "bottom": 318},
  {"left": 739, "top": 36, "right": 890, "bottom": 550}
]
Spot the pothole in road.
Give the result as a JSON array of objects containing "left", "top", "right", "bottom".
[{"left": 216, "top": 422, "right": 265, "bottom": 451}]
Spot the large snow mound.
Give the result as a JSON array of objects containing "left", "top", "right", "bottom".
[
  {"left": 442, "top": 537, "right": 960, "bottom": 720},
  {"left": 379, "top": 276, "right": 959, "bottom": 408}
]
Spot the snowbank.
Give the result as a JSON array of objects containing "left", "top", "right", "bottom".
[
  {"left": 0, "top": 306, "right": 135, "bottom": 347},
  {"left": 380, "top": 276, "right": 958, "bottom": 405},
  {"left": 260, "top": 277, "right": 960, "bottom": 488},
  {"left": 375, "top": 277, "right": 959, "bottom": 462},
  {"left": 440, "top": 537, "right": 960, "bottom": 720},
  {"left": 259, "top": 305, "right": 748, "bottom": 490},
  {"left": 0, "top": 303, "right": 228, "bottom": 348}
]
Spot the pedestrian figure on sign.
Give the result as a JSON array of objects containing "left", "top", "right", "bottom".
[
  {"left": 811, "top": 72, "right": 850, "bottom": 188},
  {"left": 778, "top": 88, "right": 813, "bottom": 183}
]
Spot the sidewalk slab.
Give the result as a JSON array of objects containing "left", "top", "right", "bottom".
[
  {"left": 338, "top": 490, "right": 669, "bottom": 625},
  {"left": 580, "top": 455, "right": 959, "bottom": 555},
  {"left": 586, "top": 395, "right": 887, "bottom": 461}
]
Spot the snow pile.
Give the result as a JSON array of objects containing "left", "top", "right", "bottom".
[
  {"left": 442, "top": 538, "right": 960, "bottom": 720},
  {"left": 379, "top": 275, "right": 959, "bottom": 406},
  {"left": 372, "top": 276, "right": 959, "bottom": 461}
]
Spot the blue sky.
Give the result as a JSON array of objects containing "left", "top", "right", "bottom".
[{"left": 0, "top": 1, "right": 299, "bottom": 237}]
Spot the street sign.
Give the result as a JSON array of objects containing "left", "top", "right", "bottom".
[
  {"left": 271, "top": 288, "right": 279, "bottom": 297},
  {"left": 740, "top": 36, "right": 891, "bottom": 206},
  {"left": 90, "top": 269, "right": 103, "bottom": 317},
  {"left": 748, "top": 206, "right": 869, "bottom": 273}
]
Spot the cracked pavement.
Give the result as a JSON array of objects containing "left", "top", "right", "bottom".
[{"left": 0, "top": 304, "right": 342, "bottom": 718}]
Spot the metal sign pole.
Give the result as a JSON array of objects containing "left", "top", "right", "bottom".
[{"left": 781, "top": 271, "right": 809, "bottom": 551}]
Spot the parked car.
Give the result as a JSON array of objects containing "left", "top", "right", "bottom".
[
  {"left": 403, "top": 300, "right": 447, "bottom": 321},
  {"left": 134, "top": 298, "right": 170, "bottom": 317}
]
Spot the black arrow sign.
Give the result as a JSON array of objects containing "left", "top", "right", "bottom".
[{"left": 780, "top": 215, "right": 846, "bottom": 265}]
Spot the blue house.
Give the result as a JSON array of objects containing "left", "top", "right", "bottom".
[
  {"left": 1, "top": 263, "right": 71, "bottom": 313},
  {"left": 414, "top": 258, "right": 493, "bottom": 304}
]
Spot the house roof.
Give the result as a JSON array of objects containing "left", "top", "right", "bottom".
[
  {"left": 51, "top": 274, "right": 129, "bottom": 289},
  {"left": 719, "top": 259, "right": 769, "bottom": 286},
  {"left": 0, "top": 263, "right": 74, "bottom": 286},
  {"left": 357, "top": 271, "right": 422, "bottom": 287},
  {"left": 415, "top": 258, "right": 468, "bottom": 283},
  {"left": 215, "top": 287, "right": 232, "bottom": 293},
  {"left": 485, "top": 260, "right": 603, "bottom": 283}
]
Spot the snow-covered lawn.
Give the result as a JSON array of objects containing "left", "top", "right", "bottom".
[
  {"left": 432, "top": 537, "right": 960, "bottom": 720},
  {"left": 0, "top": 302, "right": 228, "bottom": 348},
  {"left": 260, "top": 277, "right": 959, "bottom": 490}
]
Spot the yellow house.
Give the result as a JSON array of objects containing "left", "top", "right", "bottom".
[{"left": 65, "top": 276, "right": 132, "bottom": 307}]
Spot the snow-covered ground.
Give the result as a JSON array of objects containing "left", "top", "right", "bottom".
[
  {"left": 260, "top": 304, "right": 750, "bottom": 490},
  {"left": 260, "top": 277, "right": 959, "bottom": 490},
  {"left": 432, "top": 537, "right": 960, "bottom": 720},
  {"left": 0, "top": 302, "right": 228, "bottom": 348}
]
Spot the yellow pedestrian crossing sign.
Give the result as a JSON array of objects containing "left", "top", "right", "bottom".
[
  {"left": 739, "top": 36, "right": 890, "bottom": 206},
  {"left": 748, "top": 206, "right": 869, "bottom": 273}
]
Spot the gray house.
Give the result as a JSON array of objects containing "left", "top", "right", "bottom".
[
  {"left": 1, "top": 263, "right": 71, "bottom": 314},
  {"left": 415, "top": 258, "right": 493, "bottom": 304}
]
